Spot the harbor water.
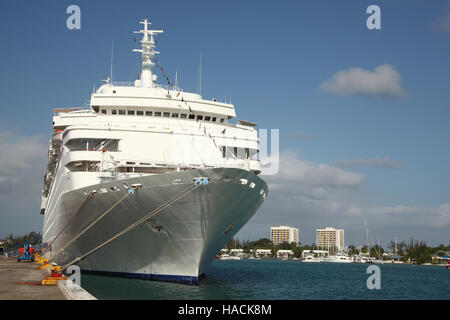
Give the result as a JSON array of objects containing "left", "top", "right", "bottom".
[{"left": 81, "top": 259, "right": 450, "bottom": 300}]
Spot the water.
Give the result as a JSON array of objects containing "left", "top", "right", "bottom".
[{"left": 81, "top": 259, "right": 450, "bottom": 300}]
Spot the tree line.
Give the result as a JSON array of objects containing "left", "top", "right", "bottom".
[
  {"left": 1, "top": 232, "right": 42, "bottom": 250},
  {"left": 225, "top": 237, "right": 450, "bottom": 263}
]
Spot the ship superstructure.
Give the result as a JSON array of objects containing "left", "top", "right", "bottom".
[{"left": 41, "top": 19, "right": 267, "bottom": 284}]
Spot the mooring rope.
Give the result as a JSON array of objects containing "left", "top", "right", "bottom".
[
  {"left": 42, "top": 191, "right": 96, "bottom": 256},
  {"left": 53, "top": 191, "right": 131, "bottom": 259},
  {"left": 61, "top": 183, "right": 200, "bottom": 271}
]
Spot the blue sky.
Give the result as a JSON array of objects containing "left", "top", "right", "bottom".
[{"left": 0, "top": 0, "right": 449, "bottom": 247}]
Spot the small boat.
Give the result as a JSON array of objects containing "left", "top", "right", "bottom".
[
  {"left": 220, "top": 254, "right": 241, "bottom": 260},
  {"left": 302, "top": 255, "right": 323, "bottom": 263},
  {"left": 323, "top": 254, "right": 352, "bottom": 263}
]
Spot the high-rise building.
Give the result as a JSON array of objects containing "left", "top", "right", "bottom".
[
  {"left": 270, "top": 226, "right": 299, "bottom": 245},
  {"left": 315, "top": 227, "right": 345, "bottom": 253}
]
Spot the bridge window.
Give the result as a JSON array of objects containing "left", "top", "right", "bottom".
[
  {"left": 154, "top": 112, "right": 161, "bottom": 117},
  {"left": 172, "top": 113, "right": 179, "bottom": 118},
  {"left": 127, "top": 110, "right": 135, "bottom": 115},
  {"left": 119, "top": 110, "right": 126, "bottom": 115},
  {"left": 204, "top": 116, "right": 211, "bottom": 121},
  {"left": 145, "top": 111, "right": 153, "bottom": 116},
  {"left": 180, "top": 114, "right": 187, "bottom": 119},
  {"left": 112, "top": 110, "right": 117, "bottom": 115},
  {"left": 137, "top": 111, "right": 144, "bottom": 116},
  {"left": 65, "top": 138, "right": 120, "bottom": 152},
  {"left": 163, "top": 112, "right": 170, "bottom": 117},
  {"left": 188, "top": 114, "right": 195, "bottom": 120}
]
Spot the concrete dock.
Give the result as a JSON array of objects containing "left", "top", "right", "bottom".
[{"left": 0, "top": 257, "right": 66, "bottom": 300}]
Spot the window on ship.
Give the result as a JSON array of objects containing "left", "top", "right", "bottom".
[{"left": 65, "top": 138, "right": 120, "bottom": 152}]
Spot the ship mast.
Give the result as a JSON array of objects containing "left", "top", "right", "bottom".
[{"left": 133, "top": 18, "right": 163, "bottom": 88}]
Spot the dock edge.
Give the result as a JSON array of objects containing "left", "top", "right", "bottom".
[{"left": 57, "top": 280, "right": 97, "bottom": 300}]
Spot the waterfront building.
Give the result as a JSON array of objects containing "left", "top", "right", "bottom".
[
  {"left": 315, "top": 227, "right": 345, "bottom": 253},
  {"left": 230, "top": 249, "right": 244, "bottom": 257},
  {"left": 270, "top": 226, "right": 299, "bottom": 245},
  {"left": 277, "top": 249, "right": 294, "bottom": 259},
  {"left": 255, "top": 249, "right": 272, "bottom": 258}
]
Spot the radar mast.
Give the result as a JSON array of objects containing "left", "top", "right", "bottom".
[{"left": 133, "top": 18, "right": 163, "bottom": 88}]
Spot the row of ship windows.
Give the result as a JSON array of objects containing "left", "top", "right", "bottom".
[
  {"left": 100, "top": 109, "right": 226, "bottom": 123},
  {"left": 63, "top": 138, "right": 259, "bottom": 161}
]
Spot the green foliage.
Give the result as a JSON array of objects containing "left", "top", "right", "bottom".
[
  {"left": 293, "top": 246, "right": 303, "bottom": 258},
  {"left": 347, "top": 245, "right": 359, "bottom": 256},
  {"left": 4, "top": 232, "right": 42, "bottom": 250},
  {"left": 223, "top": 236, "right": 447, "bottom": 264}
]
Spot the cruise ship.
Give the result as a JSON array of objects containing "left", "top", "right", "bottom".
[{"left": 40, "top": 19, "right": 268, "bottom": 284}]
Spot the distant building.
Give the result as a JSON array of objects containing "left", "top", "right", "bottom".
[
  {"left": 431, "top": 251, "right": 450, "bottom": 264},
  {"left": 315, "top": 227, "right": 345, "bottom": 253},
  {"left": 270, "top": 226, "right": 299, "bottom": 245},
  {"left": 230, "top": 249, "right": 244, "bottom": 257},
  {"left": 255, "top": 249, "right": 272, "bottom": 258},
  {"left": 277, "top": 250, "right": 294, "bottom": 259},
  {"left": 301, "top": 250, "right": 328, "bottom": 259}
]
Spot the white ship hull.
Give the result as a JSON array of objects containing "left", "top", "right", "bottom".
[{"left": 43, "top": 167, "right": 267, "bottom": 284}]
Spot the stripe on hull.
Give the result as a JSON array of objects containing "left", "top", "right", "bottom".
[{"left": 82, "top": 269, "right": 203, "bottom": 285}]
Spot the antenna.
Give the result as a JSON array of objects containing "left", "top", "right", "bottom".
[
  {"left": 110, "top": 40, "right": 114, "bottom": 83},
  {"left": 365, "top": 220, "right": 370, "bottom": 258},
  {"left": 175, "top": 71, "right": 178, "bottom": 90},
  {"left": 197, "top": 53, "right": 202, "bottom": 95}
]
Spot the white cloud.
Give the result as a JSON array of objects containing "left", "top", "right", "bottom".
[
  {"left": 369, "top": 203, "right": 450, "bottom": 228},
  {"left": 333, "top": 157, "right": 404, "bottom": 169},
  {"left": 432, "top": 2, "right": 450, "bottom": 33},
  {"left": 266, "top": 151, "right": 365, "bottom": 189},
  {"left": 0, "top": 130, "right": 48, "bottom": 237},
  {"left": 238, "top": 150, "right": 449, "bottom": 246},
  {"left": 320, "top": 64, "right": 408, "bottom": 98}
]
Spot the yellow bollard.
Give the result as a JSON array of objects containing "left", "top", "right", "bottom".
[{"left": 39, "top": 263, "right": 52, "bottom": 270}]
